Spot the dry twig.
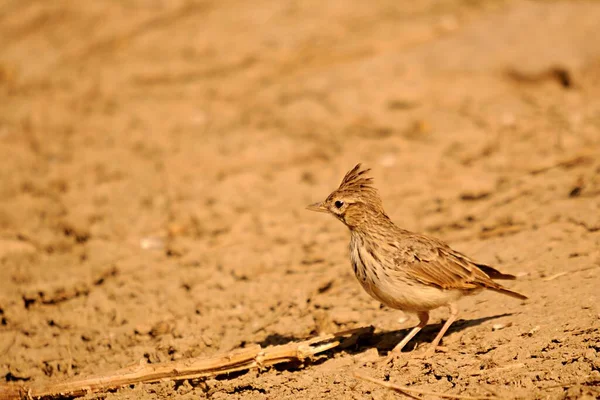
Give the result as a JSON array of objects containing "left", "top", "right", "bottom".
[
  {"left": 0, "top": 327, "right": 372, "bottom": 400},
  {"left": 542, "top": 265, "right": 598, "bottom": 281},
  {"left": 354, "top": 373, "right": 495, "bottom": 400},
  {"left": 542, "top": 272, "right": 568, "bottom": 281}
]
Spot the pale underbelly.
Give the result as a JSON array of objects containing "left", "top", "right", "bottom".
[{"left": 357, "top": 276, "right": 467, "bottom": 312}]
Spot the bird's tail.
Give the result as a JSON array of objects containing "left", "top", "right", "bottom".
[
  {"left": 476, "top": 264, "right": 517, "bottom": 280},
  {"left": 489, "top": 286, "right": 528, "bottom": 300}
]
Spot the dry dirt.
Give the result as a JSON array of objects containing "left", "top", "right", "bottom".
[{"left": 1, "top": 0, "right": 600, "bottom": 399}]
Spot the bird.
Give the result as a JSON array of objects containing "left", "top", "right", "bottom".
[{"left": 307, "top": 164, "right": 527, "bottom": 357}]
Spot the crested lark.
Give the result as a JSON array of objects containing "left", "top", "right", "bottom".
[{"left": 307, "top": 164, "right": 527, "bottom": 356}]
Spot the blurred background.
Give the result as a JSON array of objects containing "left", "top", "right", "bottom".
[{"left": 1, "top": 1, "right": 599, "bottom": 399}]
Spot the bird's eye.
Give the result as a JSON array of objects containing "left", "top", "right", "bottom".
[{"left": 334, "top": 200, "right": 344, "bottom": 208}]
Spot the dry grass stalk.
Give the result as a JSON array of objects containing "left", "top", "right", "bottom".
[
  {"left": 354, "top": 373, "right": 496, "bottom": 400},
  {"left": 0, "top": 327, "right": 372, "bottom": 400}
]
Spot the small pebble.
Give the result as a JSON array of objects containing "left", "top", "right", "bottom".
[
  {"left": 525, "top": 325, "right": 540, "bottom": 337},
  {"left": 134, "top": 324, "right": 151, "bottom": 335},
  {"left": 140, "top": 236, "right": 165, "bottom": 250},
  {"left": 150, "top": 321, "right": 172, "bottom": 337},
  {"left": 492, "top": 322, "right": 512, "bottom": 331}
]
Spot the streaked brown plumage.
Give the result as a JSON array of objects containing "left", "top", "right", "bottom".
[{"left": 307, "top": 164, "right": 527, "bottom": 356}]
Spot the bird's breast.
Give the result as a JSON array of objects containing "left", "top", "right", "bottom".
[
  {"left": 349, "top": 235, "right": 388, "bottom": 293},
  {"left": 349, "top": 235, "right": 462, "bottom": 312}
]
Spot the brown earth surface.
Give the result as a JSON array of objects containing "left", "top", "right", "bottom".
[{"left": 1, "top": 0, "right": 600, "bottom": 399}]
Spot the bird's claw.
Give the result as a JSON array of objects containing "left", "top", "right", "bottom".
[
  {"left": 377, "top": 351, "right": 407, "bottom": 368},
  {"left": 413, "top": 345, "right": 448, "bottom": 359}
]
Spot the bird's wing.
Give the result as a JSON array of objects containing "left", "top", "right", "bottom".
[{"left": 392, "top": 235, "right": 502, "bottom": 291}]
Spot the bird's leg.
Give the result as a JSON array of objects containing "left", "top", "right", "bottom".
[
  {"left": 391, "top": 311, "right": 429, "bottom": 353},
  {"left": 380, "top": 311, "right": 429, "bottom": 367},
  {"left": 424, "top": 302, "right": 458, "bottom": 356},
  {"left": 380, "top": 312, "right": 429, "bottom": 366}
]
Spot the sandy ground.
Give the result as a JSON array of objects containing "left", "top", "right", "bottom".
[{"left": 1, "top": 0, "right": 600, "bottom": 399}]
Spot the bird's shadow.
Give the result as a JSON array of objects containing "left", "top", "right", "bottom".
[{"left": 257, "top": 312, "right": 513, "bottom": 357}]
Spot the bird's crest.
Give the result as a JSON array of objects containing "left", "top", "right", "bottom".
[{"left": 329, "top": 164, "right": 383, "bottom": 210}]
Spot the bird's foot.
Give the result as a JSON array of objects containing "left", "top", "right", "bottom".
[
  {"left": 377, "top": 351, "right": 408, "bottom": 368},
  {"left": 413, "top": 345, "right": 448, "bottom": 359},
  {"left": 375, "top": 344, "right": 448, "bottom": 368}
]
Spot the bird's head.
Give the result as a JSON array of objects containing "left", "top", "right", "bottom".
[{"left": 306, "top": 164, "right": 386, "bottom": 229}]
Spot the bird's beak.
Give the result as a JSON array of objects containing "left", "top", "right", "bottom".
[{"left": 306, "top": 202, "right": 328, "bottom": 213}]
